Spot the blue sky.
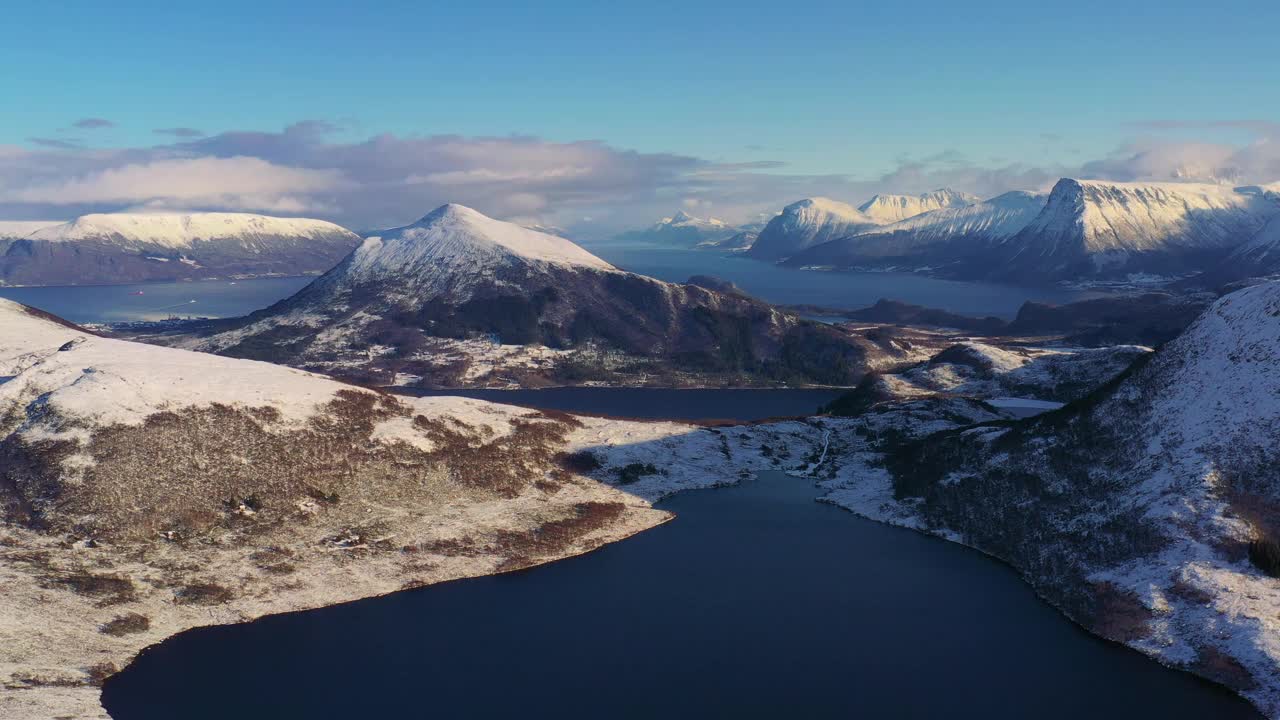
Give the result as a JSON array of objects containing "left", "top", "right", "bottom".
[{"left": 2, "top": 0, "right": 1278, "bottom": 230}]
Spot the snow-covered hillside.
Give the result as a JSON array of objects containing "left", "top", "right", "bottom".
[
  {"left": 786, "top": 191, "right": 1046, "bottom": 269},
  {"left": 1218, "top": 187, "right": 1280, "bottom": 279},
  {"left": 833, "top": 281, "right": 1280, "bottom": 716},
  {"left": 28, "top": 212, "right": 354, "bottom": 249},
  {"left": 175, "top": 204, "right": 894, "bottom": 387},
  {"left": 857, "top": 188, "right": 977, "bottom": 224},
  {"left": 747, "top": 197, "right": 882, "bottom": 260},
  {"left": 996, "top": 179, "right": 1280, "bottom": 280},
  {"left": 0, "top": 220, "right": 61, "bottom": 239},
  {"left": 0, "top": 212, "right": 361, "bottom": 286},
  {"left": 0, "top": 297, "right": 718, "bottom": 719}
]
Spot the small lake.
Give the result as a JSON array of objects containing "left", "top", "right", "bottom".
[
  {"left": 101, "top": 469, "right": 1258, "bottom": 719},
  {"left": 0, "top": 276, "right": 313, "bottom": 324}
]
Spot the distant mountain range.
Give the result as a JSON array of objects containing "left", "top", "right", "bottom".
[
  {"left": 762, "top": 180, "right": 1280, "bottom": 285},
  {"left": 613, "top": 210, "right": 748, "bottom": 249},
  {"left": 0, "top": 212, "right": 361, "bottom": 286},
  {"left": 181, "top": 204, "right": 915, "bottom": 386}
]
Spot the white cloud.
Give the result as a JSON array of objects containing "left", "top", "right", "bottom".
[
  {"left": 7, "top": 156, "right": 341, "bottom": 213},
  {"left": 1, "top": 120, "right": 1277, "bottom": 235}
]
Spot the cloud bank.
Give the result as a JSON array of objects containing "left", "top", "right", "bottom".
[{"left": 1, "top": 120, "right": 1277, "bottom": 236}]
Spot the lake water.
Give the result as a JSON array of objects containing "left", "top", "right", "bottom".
[
  {"left": 1, "top": 245, "right": 1102, "bottom": 325},
  {"left": 0, "top": 276, "right": 313, "bottom": 324},
  {"left": 584, "top": 242, "right": 1105, "bottom": 318},
  {"left": 101, "top": 468, "right": 1259, "bottom": 719},
  {"left": 101, "top": 388, "right": 1258, "bottom": 720}
]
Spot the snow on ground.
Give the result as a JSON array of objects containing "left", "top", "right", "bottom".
[{"left": 0, "top": 300, "right": 345, "bottom": 429}]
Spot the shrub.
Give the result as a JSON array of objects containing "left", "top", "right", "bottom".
[
  {"left": 557, "top": 450, "right": 603, "bottom": 473},
  {"left": 174, "top": 582, "right": 235, "bottom": 605},
  {"left": 99, "top": 613, "right": 151, "bottom": 637},
  {"left": 1248, "top": 536, "right": 1280, "bottom": 578},
  {"left": 616, "top": 462, "right": 658, "bottom": 485}
]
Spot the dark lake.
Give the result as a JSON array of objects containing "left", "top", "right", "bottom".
[{"left": 101, "top": 400, "right": 1258, "bottom": 720}]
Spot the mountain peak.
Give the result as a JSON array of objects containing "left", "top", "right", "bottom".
[
  {"left": 858, "top": 189, "right": 978, "bottom": 224},
  {"left": 352, "top": 203, "right": 615, "bottom": 280},
  {"left": 412, "top": 202, "right": 484, "bottom": 226}
]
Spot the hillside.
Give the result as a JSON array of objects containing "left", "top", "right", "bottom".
[
  {"left": 747, "top": 198, "right": 882, "bottom": 260},
  {"left": 823, "top": 281, "right": 1280, "bottom": 716},
  {"left": 0, "top": 297, "right": 776, "bottom": 719}
]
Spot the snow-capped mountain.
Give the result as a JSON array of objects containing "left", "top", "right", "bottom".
[
  {"left": 0, "top": 220, "right": 60, "bottom": 239},
  {"left": 864, "top": 280, "right": 1280, "bottom": 715},
  {"left": 1206, "top": 186, "right": 1280, "bottom": 282},
  {"left": 0, "top": 212, "right": 361, "bottom": 286},
  {"left": 186, "top": 204, "right": 894, "bottom": 386},
  {"left": 614, "top": 210, "right": 739, "bottom": 247},
  {"left": 747, "top": 197, "right": 882, "bottom": 260},
  {"left": 992, "top": 179, "right": 1279, "bottom": 281},
  {"left": 857, "top": 188, "right": 978, "bottom": 224},
  {"left": 785, "top": 191, "right": 1047, "bottom": 270}
]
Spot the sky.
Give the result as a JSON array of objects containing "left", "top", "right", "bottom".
[{"left": 2, "top": 0, "right": 1279, "bottom": 234}]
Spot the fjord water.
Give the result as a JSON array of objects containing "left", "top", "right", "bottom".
[
  {"left": 0, "top": 245, "right": 1102, "bottom": 325},
  {"left": 102, "top": 472, "right": 1258, "bottom": 718},
  {"left": 585, "top": 242, "right": 1103, "bottom": 317},
  {"left": 0, "top": 276, "right": 313, "bottom": 324},
  {"left": 40, "top": 259, "right": 1251, "bottom": 719}
]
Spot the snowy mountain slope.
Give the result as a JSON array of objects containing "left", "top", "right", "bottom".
[
  {"left": 0, "top": 220, "right": 61, "bottom": 239},
  {"left": 857, "top": 188, "right": 978, "bottom": 224},
  {"left": 345, "top": 204, "right": 614, "bottom": 285},
  {"left": 0, "top": 212, "right": 361, "bottom": 286},
  {"left": 747, "top": 197, "right": 882, "bottom": 260},
  {"left": 785, "top": 191, "right": 1047, "bottom": 269},
  {"left": 994, "top": 179, "right": 1280, "bottom": 280},
  {"left": 1210, "top": 187, "right": 1280, "bottom": 281},
  {"left": 176, "top": 204, "right": 896, "bottom": 387},
  {"left": 845, "top": 281, "right": 1280, "bottom": 715},
  {"left": 0, "top": 297, "right": 764, "bottom": 719},
  {"left": 28, "top": 212, "right": 354, "bottom": 249}
]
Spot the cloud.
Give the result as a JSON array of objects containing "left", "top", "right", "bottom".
[
  {"left": 0, "top": 119, "right": 1277, "bottom": 236},
  {"left": 1079, "top": 138, "right": 1280, "bottom": 184},
  {"left": 72, "top": 118, "right": 115, "bottom": 130},
  {"left": 4, "top": 156, "right": 342, "bottom": 215},
  {"left": 154, "top": 127, "right": 206, "bottom": 138}
]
